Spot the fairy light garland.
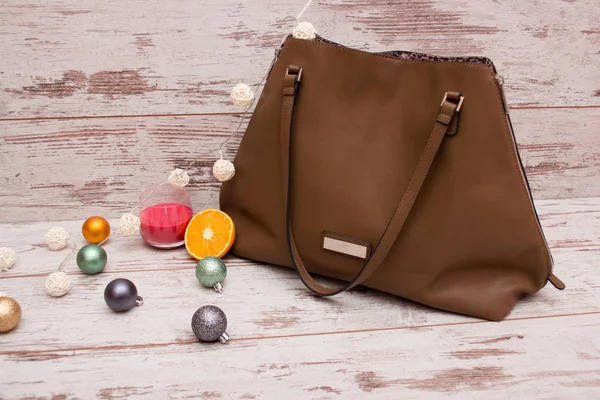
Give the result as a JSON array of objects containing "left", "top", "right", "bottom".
[
  {"left": 46, "top": 227, "right": 70, "bottom": 251},
  {"left": 1, "top": 1, "right": 317, "bottom": 306},
  {"left": 0, "top": 247, "right": 17, "bottom": 271},
  {"left": 212, "top": 0, "right": 316, "bottom": 182}
]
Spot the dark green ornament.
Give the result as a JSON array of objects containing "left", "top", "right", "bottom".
[
  {"left": 77, "top": 244, "right": 107, "bottom": 275},
  {"left": 195, "top": 256, "right": 227, "bottom": 293}
]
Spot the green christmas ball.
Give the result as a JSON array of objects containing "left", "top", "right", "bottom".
[
  {"left": 195, "top": 256, "right": 227, "bottom": 292},
  {"left": 76, "top": 244, "right": 107, "bottom": 275}
]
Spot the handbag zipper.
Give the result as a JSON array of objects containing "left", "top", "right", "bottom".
[{"left": 496, "top": 76, "right": 564, "bottom": 290}]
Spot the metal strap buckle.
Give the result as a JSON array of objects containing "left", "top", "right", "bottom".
[
  {"left": 441, "top": 93, "right": 464, "bottom": 112},
  {"left": 285, "top": 66, "right": 303, "bottom": 83}
]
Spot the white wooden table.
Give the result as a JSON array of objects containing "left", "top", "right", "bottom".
[{"left": 1, "top": 1, "right": 599, "bottom": 398}]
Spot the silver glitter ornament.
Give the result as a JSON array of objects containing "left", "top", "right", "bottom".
[{"left": 191, "top": 305, "right": 229, "bottom": 343}]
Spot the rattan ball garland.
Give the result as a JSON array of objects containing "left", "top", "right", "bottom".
[
  {"left": 42, "top": 226, "right": 76, "bottom": 296},
  {"left": 0, "top": 247, "right": 17, "bottom": 271},
  {"left": 168, "top": 168, "right": 190, "bottom": 188},
  {"left": 46, "top": 227, "right": 70, "bottom": 250},
  {"left": 215, "top": 21, "right": 317, "bottom": 183},
  {"left": 230, "top": 83, "right": 255, "bottom": 107},
  {"left": 119, "top": 213, "right": 141, "bottom": 236},
  {"left": 293, "top": 21, "right": 317, "bottom": 39},
  {"left": 213, "top": 159, "right": 236, "bottom": 182},
  {"left": 45, "top": 271, "right": 71, "bottom": 297},
  {"left": 2, "top": 11, "right": 317, "bottom": 339}
]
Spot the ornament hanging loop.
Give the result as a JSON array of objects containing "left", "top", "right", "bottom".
[{"left": 135, "top": 296, "right": 144, "bottom": 306}]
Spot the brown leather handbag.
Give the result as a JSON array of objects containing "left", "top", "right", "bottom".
[{"left": 220, "top": 35, "right": 564, "bottom": 321}]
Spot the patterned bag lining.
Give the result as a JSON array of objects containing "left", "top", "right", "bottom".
[{"left": 315, "top": 35, "right": 494, "bottom": 67}]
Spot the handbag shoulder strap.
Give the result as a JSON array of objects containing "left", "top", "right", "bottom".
[{"left": 281, "top": 65, "right": 463, "bottom": 296}]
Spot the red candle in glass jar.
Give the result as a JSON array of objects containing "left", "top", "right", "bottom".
[
  {"left": 139, "top": 185, "right": 193, "bottom": 249},
  {"left": 140, "top": 203, "right": 193, "bottom": 247}
]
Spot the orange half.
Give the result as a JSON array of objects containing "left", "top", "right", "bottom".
[{"left": 185, "top": 209, "right": 235, "bottom": 260}]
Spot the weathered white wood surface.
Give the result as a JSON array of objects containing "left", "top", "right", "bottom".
[
  {"left": 0, "top": 241, "right": 597, "bottom": 352},
  {"left": 0, "top": 197, "right": 599, "bottom": 398},
  {"left": 0, "top": 0, "right": 599, "bottom": 119},
  {"left": 1, "top": 108, "right": 598, "bottom": 223},
  {"left": 1, "top": 314, "right": 598, "bottom": 398}
]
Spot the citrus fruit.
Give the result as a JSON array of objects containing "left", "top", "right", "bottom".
[{"left": 185, "top": 209, "right": 235, "bottom": 260}]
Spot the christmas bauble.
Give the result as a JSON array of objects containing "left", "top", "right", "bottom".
[
  {"left": 0, "top": 296, "right": 21, "bottom": 333},
  {"left": 104, "top": 278, "right": 142, "bottom": 312},
  {"left": 82, "top": 216, "right": 111, "bottom": 244},
  {"left": 196, "top": 256, "right": 227, "bottom": 293},
  {"left": 191, "top": 305, "right": 229, "bottom": 343},
  {"left": 76, "top": 244, "right": 107, "bottom": 275}
]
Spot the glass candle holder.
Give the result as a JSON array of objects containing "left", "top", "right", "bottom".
[{"left": 139, "top": 184, "right": 194, "bottom": 249}]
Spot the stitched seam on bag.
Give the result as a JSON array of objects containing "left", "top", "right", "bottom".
[
  {"left": 485, "top": 68, "right": 553, "bottom": 282},
  {"left": 286, "top": 37, "right": 493, "bottom": 71}
]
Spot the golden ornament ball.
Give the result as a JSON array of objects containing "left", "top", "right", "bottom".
[
  {"left": 0, "top": 296, "right": 21, "bottom": 333},
  {"left": 82, "top": 216, "right": 111, "bottom": 244}
]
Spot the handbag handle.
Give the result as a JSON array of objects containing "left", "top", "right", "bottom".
[{"left": 281, "top": 65, "right": 463, "bottom": 296}]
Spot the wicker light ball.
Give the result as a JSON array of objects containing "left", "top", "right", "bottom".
[
  {"left": 168, "top": 168, "right": 190, "bottom": 188},
  {"left": 45, "top": 227, "right": 70, "bottom": 250},
  {"left": 293, "top": 22, "right": 317, "bottom": 40},
  {"left": 213, "top": 159, "right": 236, "bottom": 182},
  {"left": 0, "top": 248, "right": 17, "bottom": 271},
  {"left": 119, "top": 213, "right": 141, "bottom": 236},
  {"left": 230, "top": 83, "right": 255, "bottom": 107},
  {"left": 45, "top": 271, "right": 71, "bottom": 297}
]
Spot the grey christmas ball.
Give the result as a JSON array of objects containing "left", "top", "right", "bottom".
[
  {"left": 191, "top": 305, "right": 229, "bottom": 343},
  {"left": 104, "top": 278, "right": 139, "bottom": 312}
]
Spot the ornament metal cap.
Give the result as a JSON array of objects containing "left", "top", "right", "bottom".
[
  {"left": 219, "top": 332, "right": 230, "bottom": 344},
  {"left": 135, "top": 296, "right": 144, "bottom": 306},
  {"left": 213, "top": 282, "right": 223, "bottom": 293}
]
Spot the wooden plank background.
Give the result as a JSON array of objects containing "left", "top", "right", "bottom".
[
  {"left": 0, "top": 108, "right": 599, "bottom": 223},
  {"left": 0, "top": 0, "right": 598, "bottom": 119},
  {"left": 1, "top": 0, "right": 599, "bottom": 398}
]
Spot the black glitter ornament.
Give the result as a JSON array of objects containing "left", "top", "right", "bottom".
[
  {"left": 104, "top": 278, "right": 143, "bottom": 312},
  {"left": 191, "top": 305, "right": 229, "bottom": 343}
]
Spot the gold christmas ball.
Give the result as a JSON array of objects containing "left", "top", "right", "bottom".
[
  {"left": 0, "top": 296, "right": 21, "bottom": 333},
  {"left": 82, "top": 216, "right": 111, "bottom": 244}
]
